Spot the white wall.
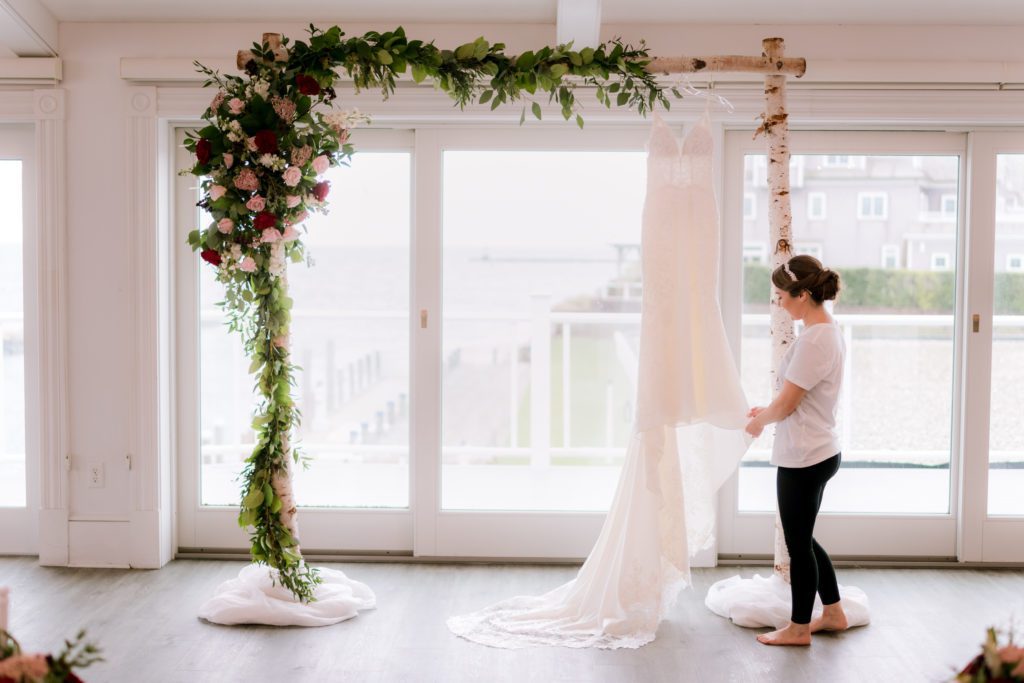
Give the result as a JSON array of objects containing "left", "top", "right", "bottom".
[{"left": 43, "top": 20, "right": 1024, "bottom": 566}]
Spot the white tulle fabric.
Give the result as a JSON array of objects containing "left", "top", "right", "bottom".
[
  {"left": 705, "top": 572, "right": 871, "bottom": 629},
  {"left": 198, "top": 564, "right": 376, "bottom": 627},
  {"left": 446, "top": 115, "right": 752, "bottom": 649}
]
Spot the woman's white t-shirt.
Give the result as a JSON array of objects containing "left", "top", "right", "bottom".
[{"left": 771, "top": 321, "right": 846, "bottom": 468}]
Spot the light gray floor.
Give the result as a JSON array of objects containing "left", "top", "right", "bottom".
[{"left": 1, "top": 557, "right": 1021, "bottom": 682}]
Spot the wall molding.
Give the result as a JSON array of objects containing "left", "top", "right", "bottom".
[
  {"left": 125, "top": 86, "right": 174, "bottom": 568},
  {"left": 30, "top": 88, "right": 69, "bottom": 565}
]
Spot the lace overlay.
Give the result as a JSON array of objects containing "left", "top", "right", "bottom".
[{"left": 447, "top": 115, "right": 751, "bottom": 649}]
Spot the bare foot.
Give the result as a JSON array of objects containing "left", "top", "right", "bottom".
[
  {"left": 810, "top": 603, "right": 849, "bottom": 634},
  {"left": 757, "top": 623, "right": 812, "bottom": 646}
]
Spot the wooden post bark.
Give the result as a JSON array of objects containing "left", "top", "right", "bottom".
[
  {"left": 237, "top": 32, "right": 289, "bottom": 70},
  {"left": 761, "top": 37, "right": 796, "bottom": 582}
]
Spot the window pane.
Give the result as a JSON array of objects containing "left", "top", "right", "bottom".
[
  {"left": 200, "top": 153, "right": 411, "bottom": 508},
  {"left": 740, "top": 153, "right": 958, "bottom": 514},
  {"left": 989, "top": 155, "right": 1024, "bottom": 516},
  {"left": 441, "top": 150, "right": 645, "bottom": 511},
  {"left": 0, "top": 160, "right": 24, "bottom": 508}
]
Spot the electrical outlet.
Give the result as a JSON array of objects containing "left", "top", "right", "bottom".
[{"left": 87, "top": 462, "right": 104, "bottom": 488}]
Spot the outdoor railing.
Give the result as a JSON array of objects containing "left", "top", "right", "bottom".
[{"left": 194, "top": 306, "right": 1024, "bottom": 469}]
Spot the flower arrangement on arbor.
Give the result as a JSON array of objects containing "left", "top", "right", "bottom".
[{"left": 185, "top": 24, "right": 675, "bottom": 602}]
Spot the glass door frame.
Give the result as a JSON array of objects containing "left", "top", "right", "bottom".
[
  {"left": 717, "top": 129, "right": 968, "bottom": 559},
  {"left": 173, "top": 126, "right": 415, "bottom": 555},
  {"left": 960, "top": 131, "right": 1024, "bottom": 563},
  {"left": 0, "top": 124, "right": 39, "bottom": 555},
  {"left": 417, "top": 125, "right": 670, "bottom": 559}
]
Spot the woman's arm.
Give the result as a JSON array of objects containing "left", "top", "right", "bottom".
[{"left": 745, "top": 381, "right": 807, "bottom": 437}]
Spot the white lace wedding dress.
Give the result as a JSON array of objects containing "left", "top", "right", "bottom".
[{"left": 446, "top": 115, "right": 752, "bottom": 649}]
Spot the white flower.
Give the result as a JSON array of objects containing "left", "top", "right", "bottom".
[
  {"left": 249, "top": 79, "right": 270, "bottom": 99},
  {"left": 258, "top": 153, "right": 277, "bottom": 168},
  {"left": 322, "top": 108, "right": 371, "bottom": 131},
  {"left": 230, "top": 244, "right": 243, "bottom": 261},
  {"left": 268, "top": 242, "right": 286, "bottom": 277}
]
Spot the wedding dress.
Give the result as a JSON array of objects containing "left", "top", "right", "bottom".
[{"left": 446, "top": 115, "right": 752, "bottom": 649}]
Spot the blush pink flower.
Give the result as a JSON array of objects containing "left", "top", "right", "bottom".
[
  {"left": 260, "top": 228, "right": 283, "bottom": 244},
  {"left": 271, "top": 96, "right": 297, "bottom": 124},
  {"left": 209, "top": 91, "right": 225, "bottom": 112},
  {"left": 223, "top": 153, "right": 234, "bottom": 169},
  {"left": 239, "top": 256, "right": 257, "bottom": 273},
  {"left": 228, "top": 98, "right": 245, "bottom": 115},
  {"left": 246, "top": 136, "right": 258, "bottom": 152},
  {"left": 272, "top": 334, "right": 289, "bottom": 348},
  {"left": 217, "top": 218, "right": 234, "bottom": 234},
  {"left": 246, "top": 195, "right": 266, "bottom": 212},
  {"left": 282, "top": 225, "right": 300, "bottom": 242},
  {"left": 233, "top": 168, "right": 259, "bottom": 191},
  {"left": 282, "top": 166, "right": 303, "bottom": 187},
  {"left": 312, "top": 154, "right": 330, "bottom": 175},
  {"left": 209, "top": 184, "right": 227, "bottom": 201},
  {"left": 285, "top": 195, "right": 301, "bottom": 208}
]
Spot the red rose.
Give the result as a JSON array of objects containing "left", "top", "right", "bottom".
[
  {"left": 254, "top": 130, "right": 278, "bottom": 154},
  {"left": 312, "top": 181, "right": 330, "bottom": 202},
  {"left": 200, "top": 249, "right": 222, "bottom": 266},
  {"left": 296, "top": 74, "right": 321, "bottom": 96},
  {"left": 195, "top": 138, "right": 212, "bottom": 164},
  {"left": 254, "top": 211, "right": 279, "bottom": 230}
]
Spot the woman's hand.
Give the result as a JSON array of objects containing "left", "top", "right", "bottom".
[
  {"left": 745, "top": 415, "right": 765, "bottom": 437},
  {"left": 747, "top": 406, "right": 766, "bottom": 418}
]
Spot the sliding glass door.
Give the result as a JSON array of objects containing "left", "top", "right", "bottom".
[
  {"left": 0, "top": 125, "right": 38, "bottom": 555},
  {"left": 719, "top": 131, "right": 966, "bottom": 558}
]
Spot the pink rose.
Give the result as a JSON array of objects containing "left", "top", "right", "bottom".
[
  {"left": 209, "top": 91, "right": 225, "bottom": 112},
  {"left": 209, "top": 184, "right": 227, "bottom": 201},
  {"left": 228, "top": 98, "right": 245, "bottom": 115},
  {"left": 292, "top": 209, "right": 309, "bottom": 224},
  {"left": 1000, "top": 645, "right": 1024, "bottom": 664},
  {"left": 233, "top": 168, "right": 259, "bottom": 191},
  {"left": 282, "top": 166, "right": 302, "bottom": 187},
  {"left": 312, "top": 154, "right": 330, "bottom": 174},
  {"left": 246, "top": 136, "right": 258, "bottom": 152},
  {"left": 223, "top": 153, "right": 234, "bottom": 169},
  {"left": 239, "top": 256, "right": 257, "bottom": 273},
  {"left": 246, "top": 195, "right": 266, "bottom": 212},
  {"left": 260, "top": 228, "right": 283, "bottom": 244},
  {"left": 217, "top": 218, "right": 234, "bottom": 234},
  {"left": 273, "top": 334, "right": 289, "bottom": 348},
  {"left": 286, "top": 195, "right": 301, "bottom": 208},
  {"left": 282, "top": 225, "right": 299, "bottom": 242}
]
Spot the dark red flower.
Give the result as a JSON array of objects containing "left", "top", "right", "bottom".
[
  {"left": 296, "top": 74, "right": 321, "bottom": 96},
  {"left": 195, "top": 138, "right": 212, "bottom": 165},
  {"left": 254, "top": 130, "right": 278, "bottom": 154},
  {"left": 312, "top": 181, "right": 330, "bottom": 202},
  {"left": 200, "top": 249, "right": 222, "bottom": 266},
  {"left": 254, "top": 211, "right": 279, "bottom": 231}
]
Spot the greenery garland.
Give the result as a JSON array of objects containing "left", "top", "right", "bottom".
[{"left": 185, "top": 24, "right": 675, "bottom": 603}]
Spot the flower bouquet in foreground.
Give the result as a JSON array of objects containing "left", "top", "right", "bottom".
[
  {"left": 0, "top": 630, "right": 101, "bottom": 683},
  {"left": 956, "top": 627, "right": 1024, "bottom": 682}
]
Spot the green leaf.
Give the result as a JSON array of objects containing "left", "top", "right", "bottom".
[
  {"left": 580, "top": 47, "right": 595, "bottom": 64},
  {"left": 454, "top": 43, "right": 476, "bottom": 60},
  {"left": 516, "top": 51, "right": 536, "bottom": 70},
  {"left": 576, "top": 114, "right": 584, "bottom": 129},
  {"left": 549, "top": 63, "right": 568, "bottom": 79},
  {"left": 478, "top": 89, "right": 493, "bottom": 104},
  {"left": 519, "top": 106, "right": 526, "bottom": 125},
  {"left": 531, "top": 101, "right": 542, "bottom": 120},
  {"left": 616, "top": 91, "right": 629, "bottom": 107},
  {"left": 242, "top": 488, "right": 265, "bottom": 509},
  {"left": 569, "top": 52, "right": 583, "bottom": 67},
  {"left": 411, "top": 63, "right": 427, "bottom": 83}
]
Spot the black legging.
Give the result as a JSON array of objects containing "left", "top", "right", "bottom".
[{"left": 777, "top": 453, "right": 842, "bottom": 625}]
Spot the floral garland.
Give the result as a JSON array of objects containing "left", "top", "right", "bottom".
[{"left": 185, "top": 25, "right": 674, "bottom": 603}]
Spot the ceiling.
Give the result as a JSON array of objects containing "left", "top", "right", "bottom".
[{"left": 28, "top": 0, "right": 1024, "bottom": 25}]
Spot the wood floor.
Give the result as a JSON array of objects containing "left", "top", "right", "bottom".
[{"left": 1, "top": 558, "right": 1021, "bottom": 682}]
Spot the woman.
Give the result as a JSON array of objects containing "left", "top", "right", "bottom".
[{"left": 744, "top": 255, "right": 849, "bottom": 646}]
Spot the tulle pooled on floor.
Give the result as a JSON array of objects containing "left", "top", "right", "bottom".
[
  {"left": 198, "top": 564, "right": 376, "bottom": 627},
  {"left": 705, "top": 572, "right": 870, "bottom": 629}
]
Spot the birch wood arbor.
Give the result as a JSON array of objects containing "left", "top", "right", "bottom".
[{"left": 205, "top": 30, "right": 805, "bottom": 602}]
